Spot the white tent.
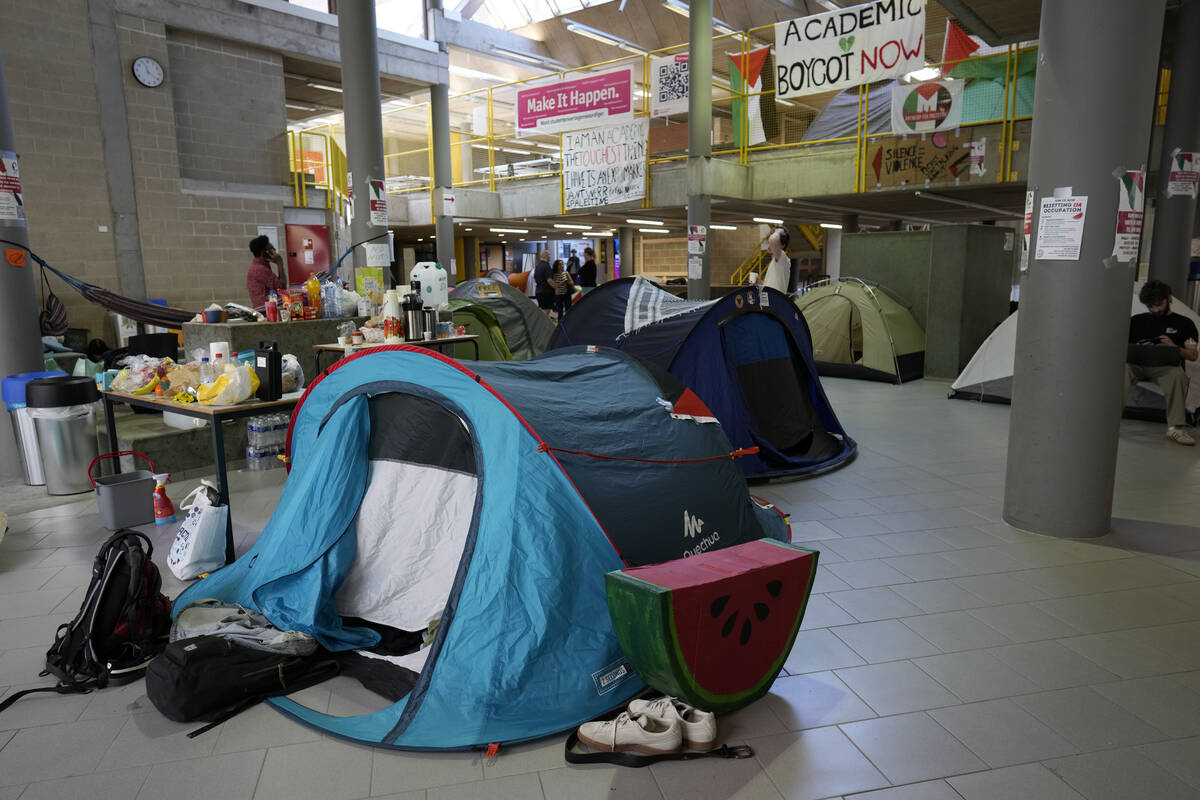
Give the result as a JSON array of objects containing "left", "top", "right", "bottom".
[{"left": 951, "top": 287, "right": 1200, "bottom": 419}]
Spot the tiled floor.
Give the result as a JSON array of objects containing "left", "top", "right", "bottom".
[{"left": 2, "top": 378, "right": 1200, "bottom": 799}]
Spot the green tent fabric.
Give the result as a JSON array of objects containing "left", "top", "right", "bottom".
[
  {"left": 954, "top": 49, "right": 1037, "bottom": 123},
  {"left": 793, "top": 279, "right": 925, "bottom": 383},
  {"left": 447, "top": 299, "right": 514, "bottom": 361},
  {"left": 450, "top": 278, "right": 554, "bottom": 360}
]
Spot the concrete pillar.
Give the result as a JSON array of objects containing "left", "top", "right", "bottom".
[
  {"left": 1004, "top": 0, "right": 1166, "bottom": 538},
  {"left": 1148, "top": 0, "right": 1200, "bottom": 291},
  {"left": 338, "top": 2, "right": 390, "bottom": 289},
  {"left": 619, "top": 227, "right": 633, "bottom": 277},
  {"left": 841, "top": 214, "right": 860, "bottom": 233},
  {"left": 0, "top": 54, "right": 46, "bottom": 479},
  {"left": 429, "top": 72, "right": 456, "bottom": 283},
  {"left": 685, "top": 0, "right": 712, "bottom": 301},
  {"left": 824, "top": 228, "right": 842, "bottom": 280}
]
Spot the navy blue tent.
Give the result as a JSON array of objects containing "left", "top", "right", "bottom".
[
  {"left": 174, "top": 345, "right": 789, "bottom": 750},
  {"left": 551, "top": 277, "right": 856, "bottom": 478}
]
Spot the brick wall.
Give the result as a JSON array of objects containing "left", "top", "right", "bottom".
[
  {"left": 0, "top": 0, "right": 121, "bottom": 337},
  {"left": 634, "top": 225, "right": 766, "bottom": 284},
  {"left": 166, "top": 30, "right": 285, "bottom": 185}
]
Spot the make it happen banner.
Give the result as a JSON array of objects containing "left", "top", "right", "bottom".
[
  {"left": 561, "top": 118, "right": 648, "bottom": 210},
  {"left": 516, "top": 69, "right": 633, "bottom": 138},
  {"left": 775, "top": 0, "right": 925, "bottom": 99}
]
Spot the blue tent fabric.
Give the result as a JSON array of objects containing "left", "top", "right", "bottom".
[
  {"left": 551, "top": 278, "right": 855, "bottom": 478},
  {"left": 174, "top": 345, "right": 789, "bottom": 750}
]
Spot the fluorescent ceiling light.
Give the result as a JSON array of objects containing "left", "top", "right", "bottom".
[
  {"left": 753, "top": 216, "right": 783, "bottom": 225},
  {"left": 491, "top": 227, "right": 529, "bottom": 233},
  {"left": 554, "top": 223, "right": 592, "bottom": 229},
  {"left": 502, "top": 147, "right": 533, "bottom": 155},
  {"left": 565, "top": 20, "right": 644, "bottom": 54},
  {"left": 640, "top": 227, "right": 670, "bottom": 234},
  {"left": 464, "top": 228, "right": 473, "bottom": 231},
  {"left": 491, "top": 46, "right": 547, "bottom": 65},
  {"left": 710, "top": 224, "right": 738, "bottom": 230},
  {"left": 590, "top": 231, "right": 614, "bottom": 236},
  {"left": 626, "top": 218, "right": 662, "bottom": 225},
  {"left": 306, "top": 80, "right": 343, "bottom": 93},
  {"left": 820, "top": 223, "right": 842, "bottom": 229},
  {"left": 904, "top": 67, "right": 941, "bottom": 81},
  {"left": 285, "top": 101, "right": 317, "bottom": 111}
]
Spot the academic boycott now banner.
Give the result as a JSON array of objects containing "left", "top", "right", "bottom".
[
  {"left": 775, "top": 0, "right": 926, "bottom": 99},
  {"left": 516, "top": 69, "right": 633, "bottom": 138},
  {"left": 561, "top": 118, "right": 649, "bottom": 210},
  {"left": 891, "top": 79, "right": 963, "bottom": 134}
]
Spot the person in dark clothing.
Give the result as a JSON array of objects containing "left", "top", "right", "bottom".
[
  {"left": 578, "top": 247, "right": 598, "bottom": 289},
  {"left": 549, "top": 259, "right": 574, "bottom": 320},
  {"left": 566, "top": 249, "right": 581, "bottom": 280},
  {"left": 1126, "top": 279, "right": 1198, "bottom": 445},
  {"left": 533, "top": 250, "right": 554, "bottom": 314}
]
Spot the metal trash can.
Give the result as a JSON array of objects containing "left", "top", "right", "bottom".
[
  {"left": 26, "top": 376, "right": 100, "bottom": 496},
  {"left": 2, "top": 371, "right": 67, "bottom": 485}
]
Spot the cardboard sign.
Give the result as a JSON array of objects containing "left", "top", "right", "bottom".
[
  {"left": 561, "top": 118, "right": 648, "bottom": 210},
  {"left": 775, "top": 0, "right": 925, "bottom": 98},
  {"left": 516, "top": 69, "right": 633, "bottom": 138},
  {"left": 867, "top": 130, "right": 973, "bottom": 187}
]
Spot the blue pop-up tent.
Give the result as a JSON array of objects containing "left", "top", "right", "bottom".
[
  {"left": 174, "top": 345, "right": 788, "bottom": 750},
  {"left": 551, "top": 277, "right": 856, "bottom": 478}
]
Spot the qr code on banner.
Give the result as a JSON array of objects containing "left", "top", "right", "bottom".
[{"left": 657, "top": 61, "right": 688, "bottom": 103}]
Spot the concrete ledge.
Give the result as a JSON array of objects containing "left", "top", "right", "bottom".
[{"left": 179, "top": 178, "right": 292, "bottom": 202}]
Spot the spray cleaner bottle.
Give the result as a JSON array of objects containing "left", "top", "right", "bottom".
[{"left": 152, "top": 473, "right": 177, "bottom": 525}]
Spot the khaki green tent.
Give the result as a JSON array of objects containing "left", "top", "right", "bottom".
[
  {"left": 447, "top": 298, "right": 514, "bottom": 361},
  {"left": 793, "top": 278, "right": 925, "bottom": 383}
]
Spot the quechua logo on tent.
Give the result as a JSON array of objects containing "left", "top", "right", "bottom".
[{"left": 683, "top": 510, "right": 721, "bottom": 556}]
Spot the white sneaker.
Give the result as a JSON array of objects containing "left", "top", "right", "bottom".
[
  {"left": 1167, "top": 427, "right": 1196, "bottom": 446},
  {"left": 576, "top": 711, "right": 683, "bottom": 755},
  {"left": 628, "top": 696, "right": 718, "bottom": 752}
]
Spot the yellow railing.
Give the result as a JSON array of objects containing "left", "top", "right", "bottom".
[
  {"left": 286, "top": 130, "right": 349, "bottom": 214},
  {"left": 290, "top": 36, "right": 1043, "bottom": 210}
]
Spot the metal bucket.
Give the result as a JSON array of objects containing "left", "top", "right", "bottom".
[{"left": 31, "top": 405, "right": 98, "bottom": 495}]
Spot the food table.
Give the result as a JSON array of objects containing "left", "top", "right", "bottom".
[
  {"left": 182, "top": 317, "right": 368, "bottom": 385},
  {"left": 100, "top": 389, "right": 303, "bottom": 565},
  {"left": 312, "top": 335, "right": 480, "bottom": 371}
]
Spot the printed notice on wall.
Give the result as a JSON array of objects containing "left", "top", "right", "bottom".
[
  {"left": 1020, "top": 189, "right": 1034, "bottom": 271},
  {"left": 362, "top": 242, "right": 392, "bottom": 267},
  {"left": 687, "top": 225, "right": 707, "bottom": 255},
  {"left": 0, "top": 150, "right": 25, "bottom": 225},
  {"left": 1166, "top": 149, "right": 1199, "bottom": 198},
  {"left": 687, "top": 255, "right": 703, "bottom": 280},
  {"left": 1112, "top": 170, "right": 1145, "bottom": 261},
  {"left": 561, "top": 118, "right": 648, "bottom": 210},
  {"left": 368, "top": 178, "right": 388, "bottom": 226},
  {"left": 1035, "top": 195, "right": 1087, "bottom": 261}
]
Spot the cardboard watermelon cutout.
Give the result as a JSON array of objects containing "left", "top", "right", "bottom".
[{"left": 605, "top": 539, "right": 817, "bottom": 713}]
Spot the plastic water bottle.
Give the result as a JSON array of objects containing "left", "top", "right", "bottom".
[{"left": 199, "top": 357, "right": 213, "bottom": 386}]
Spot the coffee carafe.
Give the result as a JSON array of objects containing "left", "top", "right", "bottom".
[{"left": 403, "top": 280, "right": 424, "bottom": 342}]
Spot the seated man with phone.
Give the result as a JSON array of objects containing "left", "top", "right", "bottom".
[{"left": 1127, "top": 280, "right": 1199, "bottom": 445}]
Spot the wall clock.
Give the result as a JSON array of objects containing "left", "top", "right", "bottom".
[{"left": 132, "top": 56, "right": 164, "bottom": 88}]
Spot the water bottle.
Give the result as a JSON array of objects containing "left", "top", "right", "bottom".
[{"left": 199, "top": 357, "right": 213, "bottom": 386}]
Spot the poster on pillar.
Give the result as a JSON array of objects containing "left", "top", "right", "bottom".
[
  {"left": 516, "top": 69, "right": 633, "bottom": 138},
  {"left": 1112, "top": 170, "right": 1145, "bottom": 262},
  {"left": 0, "top": 151, "right": 25, "bottom": 224},
  {"left": 774, "top": 0, "right": 925, "bottom": 99},
  {"left": 1035, "top": 195, "right": 1087, "bottom": 261},
  {"left": 368, "top": 179, "right": 388, "bottom": 226},
  {"left": 650, "top": 53, "right": 689, "bottom": 118},
  {"left": 561, "top": 118, "right": 648, "bottom": 210},
  {"left": 890, "top": 79, "right": 963, "bottom": 134},
  {"left": 1166, "top": 149, "right": 1199, "bottom": 198},
  {"left": 866, "top": 131, "right": 973, "bottom": 187}
]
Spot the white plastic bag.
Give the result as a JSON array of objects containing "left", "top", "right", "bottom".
[{"left": 167, "top": 480, "right": 228, "bottom": 580}]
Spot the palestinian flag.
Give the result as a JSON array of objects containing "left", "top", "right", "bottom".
[{"left": 729, "top": 46, "right": 779, "bottom": 147}]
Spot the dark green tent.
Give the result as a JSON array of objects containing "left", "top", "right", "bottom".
[{"left": 448, "top": 298, "right": 514, "bottom": 361}]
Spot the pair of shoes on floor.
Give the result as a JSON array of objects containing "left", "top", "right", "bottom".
[
  {"left": 1167, "top": 427, "right": 1196, "bottom": 446},
  {"left": 576, "top": 696, "right": 718, "bottom": 755}
]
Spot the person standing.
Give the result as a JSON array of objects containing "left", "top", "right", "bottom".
[
  {"left": 549, "top": 259, "right": 574, "bottom": 320},
  {"left": 533, "top": 249, "right": 554, "bottom": 315},
  {"left": 1126, "top": 279, "right": 1199, "bottom": 445},
  {"left": 246, "top": 235, "right": 288, "bottom": 308},
  {"left": 761, "top": 227, "right": 793, "bottom": 295},
  {"left": 579, "top": 246, "right": 598, "bottom": 290},
  {"left": 566, "top": 249, "right": 581, "bottom": 280}
]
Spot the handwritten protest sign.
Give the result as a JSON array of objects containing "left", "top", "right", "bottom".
[
  {"left": 517, "top": 69, "right": 633, "bottom": 137},
  {"left": 867, "top": 131, "right": 973, "bottom": 187},
  {"left": 775, "top": 0, "right": 925, "bottom": 99},
  {"left": 562, "top": 118, "right": 648, "bottom": 210}
]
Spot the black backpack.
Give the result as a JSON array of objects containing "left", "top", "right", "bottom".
[
  {"left": 146, "top": 636, "right": 339, "bottom": 737},
  {"left": 0, "top": 530, "right": 172, "bottom": 712}
]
